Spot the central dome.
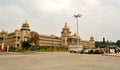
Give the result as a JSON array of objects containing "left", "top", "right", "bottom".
[
  {"left": 63, "top": 22, "right": 69, "bottom": 30},
  {"left": 22, "top": 20, "right": 29, "bottom": 28},
  {"left": 21, "top": 20, "right": 30, "bottom": 31}
]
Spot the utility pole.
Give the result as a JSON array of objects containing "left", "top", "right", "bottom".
[{"left": 73, "top": 14, "right": 82, "bottom": 51}]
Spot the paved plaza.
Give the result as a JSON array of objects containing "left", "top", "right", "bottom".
[{"left": 0, "top": 52, "right": 120, "bottom": 70}]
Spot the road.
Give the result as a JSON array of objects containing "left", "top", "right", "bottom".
[{"left": 0, "top": 52, "right": 120, "bottom": 70}]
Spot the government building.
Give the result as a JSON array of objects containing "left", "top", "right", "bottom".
[{"left": 0, "top": 21, "right": 95, "bottom": 50}]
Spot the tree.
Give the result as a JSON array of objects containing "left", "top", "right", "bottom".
[
  {"left": 95, "top": 41, "right": 106, "bottom": 48},
  {"left": 29, "top": 31, "right": 39, "bottom": 47},
  {"left": 103, "top": 37, "right": 107, "bottom": 47},
  {"left": 95, "top": 41, "right": 100, "bottom": 48},
  {"left": 21, "top": 41, "right": 31, "bottom": 50},
  {"left": 116, "top": 40, "right": 120, "bottom": 47}
]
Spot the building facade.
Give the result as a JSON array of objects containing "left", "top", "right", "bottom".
[
  {"left": 61, "top": 23, "right": 95, "bottom": 49},
  {"left": 0, "top": 21, "right": 95, "bottom": 50},
  {"left": 39, "top": 34, "right": 62, "bottom": 49},
  {"left": 0, "top": 30, "right": 7, "bottom": 49},
  {"left": 0, "top": 21, "right": 31, "bottom": 49}
]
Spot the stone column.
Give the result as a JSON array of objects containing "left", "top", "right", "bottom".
[{"left": 7, "top": 45, "right": 9, "bottom": 52}]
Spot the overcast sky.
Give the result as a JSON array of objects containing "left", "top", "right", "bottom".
[{"left": 0, "top": 0, "right": 120, "bottom": 42}]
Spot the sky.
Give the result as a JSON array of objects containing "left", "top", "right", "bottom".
[{"left": 0, "top": 0, "right": 120, "bottom": 42}]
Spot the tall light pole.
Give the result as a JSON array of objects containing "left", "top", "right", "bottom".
[{"left": 73, "top": 14, "right": 82, "bottom": 48}]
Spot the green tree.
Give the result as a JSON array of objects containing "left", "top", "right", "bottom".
[
  {"left": 95, "top": 41, "right": 100, "bottom": 48},
  {"left": 95, "top": 41, "right": 106, "bottom": 48},
  {"left": 103, "top": 37, "right": 107, "bottom": 47},
  {"left": 29, "top": 31, "right": 39, "bottom": 47},
  {"left": 21, "top": 41, "right": 31, "bottom": 50},
  {"left": 116, "top": 40, "right": 120, "bottom": 47}
]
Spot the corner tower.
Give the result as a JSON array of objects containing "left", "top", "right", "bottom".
[
  {"left": 61, "top": 23, "right": 71, "bottom": 49},
  {"left": 20, "top": 21, "right": 31, "bottom": 41},
  {"left": 61, "top": 23, "right": 71, "bottom": 37},
  {"left": 21, "top": 20, "right": 30, "bottom": 31},
  {"left": 89, "top": 36, "right": 95, "bottom": 49}
]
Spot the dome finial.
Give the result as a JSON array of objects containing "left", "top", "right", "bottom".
[
  {"left": 25, "top": 20, "right": 27, "bottom": 23},
  {"left": 65, "top": 22, "right": 67, "bottom": 27},
  {"left": 63, "top": 22, "right": 70, "bottom": 30},
  {"left": 90, "top": 35, "right": 94, "bottom": 41}
]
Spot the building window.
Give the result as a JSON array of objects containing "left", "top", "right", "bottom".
[
  {"left": 18, "top": 37, "right": 20, "bottom": 39},
  {"left": 26, "top": 32, "right": 28, "bottom": 34},
  {"left": 17, "top": 44, "right": 19, "bottom": 47}
]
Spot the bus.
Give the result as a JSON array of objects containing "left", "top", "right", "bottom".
[{"left": 68, "top": 45, "right": 83, "bottom": 53}]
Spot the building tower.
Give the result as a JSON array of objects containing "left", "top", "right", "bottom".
[
  {"left": 89, "top": 36, "right": 95, "bottom": 49},
  {"left": 20, "top": 21, "right": 31, "bottom": 41},
  {"left": 0, "top": 30, "right": 7, "bottom": 50},
  {"left": 61, "top": 23, "right": 71, "bottom": 48}
]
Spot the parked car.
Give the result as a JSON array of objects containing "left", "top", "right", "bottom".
[
  {"left": 82, "top": 49, "right": 103, "bottom": 54},
  {"left": 83, "top": 49, "right": 90, "bottom": 54},
  {"left": 94, "top": 50, "right": 103, "bottom": 54}
]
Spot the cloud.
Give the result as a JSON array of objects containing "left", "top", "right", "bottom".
[
  {"left": 31, "top": 0, "right": 72, "bottom": 15},
  {"left": 20, "top": 0, "right": 120, "bottom": 41},
  {"left": 0, "top": 5, "right": 25, "bottom": 20},
  {"left": 0, "top": 0, "right": 120, "bottom": 41},
  {"left": 0, "top": 4, "right": 27, "bottom": 32}
]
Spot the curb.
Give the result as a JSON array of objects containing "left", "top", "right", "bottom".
[{"left": 104, "top": 54, "right": 120, "bottom": 57}]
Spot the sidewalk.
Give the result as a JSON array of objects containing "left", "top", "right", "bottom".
[
  {"left": 0, "top": 52, "right": 70, "bottom": 56},
  {"left": 104, "top": 53, "right": 120, "bottom": 57}
]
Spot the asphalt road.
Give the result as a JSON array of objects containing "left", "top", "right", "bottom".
[{"left": 0, "top": 52, "right": 120, "bottom": 70}]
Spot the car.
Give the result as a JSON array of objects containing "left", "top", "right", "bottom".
[
  {"left": 83, "top": 49, "right": 90, "bottom": 54},
  {"left": 94, "top": 50, "right": 103, "bottom": 54}
]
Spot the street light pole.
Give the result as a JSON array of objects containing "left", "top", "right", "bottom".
[{"left": 73, "top": 14, "right": 82, "bottom": 48}]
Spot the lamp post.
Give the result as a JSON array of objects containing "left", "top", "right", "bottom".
[{"left": 73, "top": 14, "right": 82, "bottom": 49}]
